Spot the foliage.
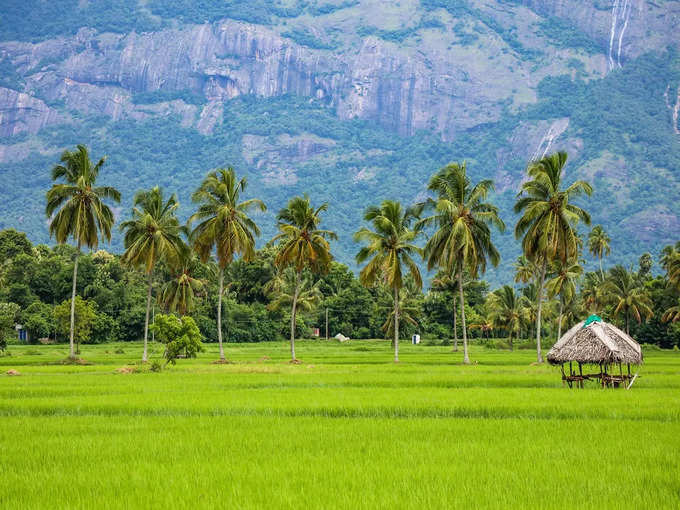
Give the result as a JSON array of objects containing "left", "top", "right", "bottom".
[
  {"left": 0, "top": 302, "right": 20, "bottom": 344},
  {"left": 151, "top": 313, "right": 203, "bottom": 364},
  {"left": 53, "top": 296, "right": 96, "bottom": 347}
]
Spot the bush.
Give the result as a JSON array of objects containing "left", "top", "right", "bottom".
[{"left": 151, "top": 314, "right": 203, "bottom": 364}]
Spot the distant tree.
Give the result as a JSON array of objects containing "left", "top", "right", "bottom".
[
  {"left": 0, "top": 302, "right": 20, "bottom": 346},
  {"left": 273, "top": 195, "right": 336, "bottom": 361},
  {"left": 514, "top": 151, "right": 592, "bottom": 362},
  {"left": 45, "top": 145, "right": 121, "bottom": 359},
  {"left": 514, "top": 255, "right": 538, "bottom": 285},
  {"left": 0, "top": 229, "right": 33, "bottom": 260},
  {"left": 355, "top": 200, "right": 421, "bottom": 362},
  {"left": 581, "top": 271, "right": 605, "bottom": 314},
  {"left": 21, "top": 302, "right": 54, "bottom": 341},
  {"left": 587, "top": 225, "right": 610, "bottom": 278},
  {"left": 602, "top": 265, "right": 653, "bottom": 334},
  {"left": 486, "top": 285, "right": 530, "bottom": 350},
  {"left": 265, "top": 268, "right": 322, "bottom": 330},
  {"left": 638, "top": 252, "right": 653, "bottom": 278},
  {"left": 545, "top": 259, "right": 582, "bottom": 341},
  {"left": 120, "top": 187, "right": 187, "bottom": 362},
  {"left": 661, "top": 242, "right": 680, "bottom": 290},
  {"left": 662, "top": 297, "right": 680, "bottom": 324},
  {"left": 160, "top": 255, "right": 205, "bottom": 316},
  {"left": 53, "top": 296, "right": 96, "bottom": 353},
  {"left": 431, "top": 272, "right": 458, "bottom": 350},
  {"left": 189, "top": 168, "right": 265, "bottom": 361},
  {"left": 418, "top": 162, "right": 504, "bottom": 364},
  {"left": 381, "top": 279, "right": 421, "bottom": 341}
]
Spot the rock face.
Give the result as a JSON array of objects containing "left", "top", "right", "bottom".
[
  {"left": 0, "top": 1, "right": 677, "bottom": 143},
  {"left": 0, "top": 88, "right": 61, "bottom": 137},
  {"left": 518, "top": 0, "right": 680, "bottom": 69}
]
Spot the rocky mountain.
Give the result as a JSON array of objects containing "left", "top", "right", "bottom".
[{"left": 1, "top": 0, "right": 679, "bottom": 279}]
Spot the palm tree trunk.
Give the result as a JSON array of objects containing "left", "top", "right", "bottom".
[
  {"left": 458, "top": 270, "right": 470, "bottom": 364},
  {"left": 625, "top": 308, "right": 629, "bottom": 335},
  {"left": 142, "top": 270, "right": 153, "bottom": 363},
  {"left": 68, "top": 247, "right": 80, "bottom": 359},
  {"left": 557, "top": 299, "right": 563, "bottom": 342},
  {"left": 290, "top": 270, "right": 301, "bottom": 361},
  {"left": 508, "top": 329, "right": 513, "bottom": 351},
  {"left": 217, "top": 268, "right": 225, "bottom": 361},
  {"left": 393, "top": 286, "right": 399, "bottom": 363},
  {"left": 599, "top": 256, "right": 604, "bottom": 280},
  {"left": 535, "top": 260, "right": 547, "bottom": 363},
  {"left": 452, "top": 294, "right": 458, "bottom": 352}
]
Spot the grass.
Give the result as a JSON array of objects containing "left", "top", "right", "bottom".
[{"left": 1, "top": 340, "right": 679, "bottom": 509}]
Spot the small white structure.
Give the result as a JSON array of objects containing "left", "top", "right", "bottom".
[
  {"left": 334, "top": 333, "right": 350, "bottom": 342},
  {"left": 411, "top": 334, "right": 420, "bottom": 345}
]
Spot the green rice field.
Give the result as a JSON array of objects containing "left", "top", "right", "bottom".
[{"left": 1, "top": 340, "right": 679, "bottom": 509}]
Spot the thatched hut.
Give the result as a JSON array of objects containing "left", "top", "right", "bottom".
[{"left": 547, "top": 315, "right": 643, "bottom": 388}]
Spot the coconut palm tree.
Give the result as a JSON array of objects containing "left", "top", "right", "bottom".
[
  {"left": 354, "top": 200, "right": 422, "bottom": 362},
  {"left": 431, "top": 271, "right": 458, "bottom": 351},
  {"left": 486, "top": 285, "right": 530, "bottom": 350},
  {"left": 661, "top": 243, "right": 680, "bottom": 290},
  {"left": 514, "top": 255, "right": 538, "bottom": 285},
  {"left": 189, "top": 168, "right": 266, "bottom": 362},
  {"left": 265, "top": 267, "right": 323, "bottom": 327},
  {"left": 160, "top": 255, "right": 205, "bottom": 316},
  {"left": 580, "top": 271, "right": 605, "bottom": 314},
  {"left": 587, "top": 225, "right": 610, "bottom": 278},
  {"left": 601, "top": 265, "right": 653, "bottom": 334},
  {"left": 662, "top": 298, "right": 680, "bottom": 324},
  {"left": 273, "top": 195, "right": 336, "bottom": 361},
  {"left": 514, "top": 151, "right": 592, "bottom": 362},
  {"left": 417, "top": 162, "right": 505, "bottom": 364},
  {"left": 381, "top": 281, "right": 421, "bottom": 341},
  {"left": 45, "top": 144, "right": 121, "bottom": 359},
  {"left": 545, "top": 259, "right": 582, "bottom": 341},
  {"left": 120, "top": 187, "right": 187, "bottom": 362}
]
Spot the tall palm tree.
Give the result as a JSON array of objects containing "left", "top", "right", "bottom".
[
  {"left": 354, "top": 200, "right": 422, "bottom": 362},
  {"left": 601, "top": 265, "right": 653, "bottom": 334},
  {"left": 545, "top": 259, "right": 582, "bottom": 341},
  {"left": 273, "top": 195, "right": 336, "bottom": 361},
  {"left": 45, "top": 144, "right": 121, "bottom": 359},
  {"left": 189, "top": 168, "right": 266, "bottom": 362},
  {"left": 417, "top": 162, "right": 505, "bottom": 364},
  {"left": 661, "top": 242, "right": 680, "bottom": 290},
  {"left": 486, "top": 285, "right": 530, "bottom": 350},
  {"left": 120, "top": 186, "right": 186, "bottom": 362},
  {"left": 514, "top": 151, "right": 592, "bottom": 362},
  {"left": 265, "top": 268, "right": 323, "bottom": 330},
  {"left": 587, "top": 225, "right": 610, "bottom": 278},
  {"left": 160, "top": 255, "right": 205, "bottom": 316},
  {"left": 431, "top": 271, "right": 458, "bottom": 351}
]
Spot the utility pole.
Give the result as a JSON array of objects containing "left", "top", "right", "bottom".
[{"left": 325, "top": 308, "right": 329, "bottom": 340}]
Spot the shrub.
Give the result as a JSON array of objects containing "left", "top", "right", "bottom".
[{"left": 151, "top": 314, "right": 203, "bottom": 364}]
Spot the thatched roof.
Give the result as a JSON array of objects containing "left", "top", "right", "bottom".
[{"left": 547, "top": 317, "right": 643, "bottom": 365}]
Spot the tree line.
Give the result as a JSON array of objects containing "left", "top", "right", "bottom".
[{"left": 0, "top": 145, "right": 678, "bottom": 363}]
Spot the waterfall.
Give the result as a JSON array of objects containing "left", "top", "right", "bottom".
[
  {"left": 531, "top": 125, "right": 557, "bottom": 161},
  {"left": 608, "top": 0, "right": 633, "bottom": 71},
  {"left": 665, "top": 85, "right": 680, "bottom": 136}
]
